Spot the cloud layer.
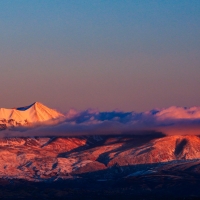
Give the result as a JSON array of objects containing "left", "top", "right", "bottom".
[{"left": 1, "top": 106, "right": 200, "bottom": 137}]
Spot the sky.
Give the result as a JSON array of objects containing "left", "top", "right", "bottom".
[{"left": 0, "top": 0, "right": 200, "bottom": 112}]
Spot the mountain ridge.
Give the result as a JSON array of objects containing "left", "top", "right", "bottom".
[
  {"left": 0, "top": 102, "right": 63, "bottom": 128},
  {"left": 0, "top": 134, "right": 199, "bottom": 181}
]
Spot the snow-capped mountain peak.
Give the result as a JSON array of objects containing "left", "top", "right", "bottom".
[{"left": 0, "top": 102, "right": 64, "bottom": 129}]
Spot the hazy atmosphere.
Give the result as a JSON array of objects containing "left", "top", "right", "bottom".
[{"left": 1, "top": 0, "right": 200, "bottom": 112}]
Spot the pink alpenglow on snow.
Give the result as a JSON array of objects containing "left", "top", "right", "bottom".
[{"left": 0, "top": 102, "right": 64, "bottom": 128}]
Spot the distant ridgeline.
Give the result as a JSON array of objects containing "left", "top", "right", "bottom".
[{"left": 0, "top": 102, "right": 63, "bottom": 130}]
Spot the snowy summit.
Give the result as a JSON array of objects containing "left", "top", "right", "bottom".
[{"left": 0, "top": 102, "right": 63, "bottom": 129}]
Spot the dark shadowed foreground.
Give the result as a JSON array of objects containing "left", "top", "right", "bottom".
[{"left": 1, "top": 161, "right": 200, "bottom": 199}]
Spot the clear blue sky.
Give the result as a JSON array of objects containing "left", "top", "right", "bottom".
[{"left": 0, "top": 0, "right": 200, "bottom": 111}]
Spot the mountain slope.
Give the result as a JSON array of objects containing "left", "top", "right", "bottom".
[
  {"left": 0, "top": 102, "right": 64, "bottom": 128},
  {"left": 0, "top": 135, "right": 200, "bottom": 181}
]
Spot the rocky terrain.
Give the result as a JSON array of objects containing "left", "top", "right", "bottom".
[
  {"left": 0, "top": 135, "right": 200, "bottom": 199},
  {"left": 0, "top": 134, "right": 200, "bottom": 182}
]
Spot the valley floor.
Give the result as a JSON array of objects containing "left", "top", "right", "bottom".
[
  {"left": 0, "top": 175, "right": 200, "bottom": 199},
  {"left": 1, "top": 160, "right": 200, "bottom": 199}
]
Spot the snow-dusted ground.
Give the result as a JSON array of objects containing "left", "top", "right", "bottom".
[{"left": 0, "top": 134, "right": 199, "bottom": 181}]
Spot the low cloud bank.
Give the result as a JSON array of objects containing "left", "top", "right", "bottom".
[{"left": 1, "top": 106, "right": 200, "bottom": 137}]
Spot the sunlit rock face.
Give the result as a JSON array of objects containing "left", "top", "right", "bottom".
[
  {"left": 0, "top": 102, "right": 64, "bottom": 129},
  {"left": 0, "top": 135, "right": 200, "bottom": 181},
  {"left": 0, "top": 137, "right": 87, "bottom": 181}
]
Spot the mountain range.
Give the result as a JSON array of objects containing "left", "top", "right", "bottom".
[
  {"left": 0, "top": 103, "right": 200, "bottom": 198},
  {"left": 1, "top": 133, "right": 200, "bottom": 181}
]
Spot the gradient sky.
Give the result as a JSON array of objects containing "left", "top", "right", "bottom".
[{"left": 0, "top": 0, "right": 200, "bottom": 112}]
